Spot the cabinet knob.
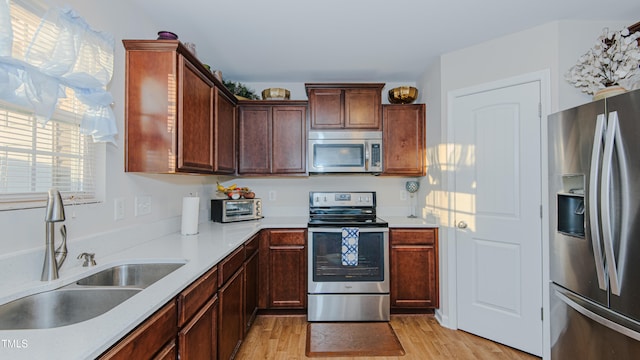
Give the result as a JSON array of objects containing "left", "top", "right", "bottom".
[{"left": 457, "top": 221, "right": 468, "bottom": 229}]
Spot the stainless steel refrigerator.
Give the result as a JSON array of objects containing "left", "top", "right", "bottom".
[{"left": 548, "top": 88, "right": 640, "bottom": 359}]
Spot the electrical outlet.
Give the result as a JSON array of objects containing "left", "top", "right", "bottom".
[
  {"left": 400, "top": 190, "right": 407, "bottom": 201},
  {"left": 135, "top": 195, "right": 152, "bottom": 216},
  {"left": 268, "top": 190, "right": 276, "bottom": 201},
  {"left": 114, "top": 198, "right": 125, "bottom": 220}
]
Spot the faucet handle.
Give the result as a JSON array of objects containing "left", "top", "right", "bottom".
[{"left": 77, "top": 252, "right": 96, "bottom": 267}]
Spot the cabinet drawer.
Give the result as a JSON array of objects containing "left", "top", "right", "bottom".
[
  {"left": 245, "top": 234, "right": 259, "bottom": 258},
  {"left": 100, "top": 300, "right": 177, "bottom": 360},
  {"left": 390, "top": 228, "right": 436, "bottom": 245},
  {"left": 219, "top": 246, "right": 246, "bottom": 285},
  {"left": 178, "top": 266, "right": 217, "bottom": 327},
  {"left": 269, "top": 229, "right": 306, "bottom": 246}
]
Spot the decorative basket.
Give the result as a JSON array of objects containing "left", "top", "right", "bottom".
[
  {"left": 262, "top": 88, "right": 290, "bottom": 100},
  {"left": 388, "top": 86, "right": 418, "bottom": 104}
]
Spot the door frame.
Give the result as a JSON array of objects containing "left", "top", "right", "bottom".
[{"left": 444, "top": 69, "right": 551, "bottom": 358}]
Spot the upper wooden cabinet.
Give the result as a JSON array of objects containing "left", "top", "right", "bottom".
[
  {"left": 214, "top": 88, "right": 236, "bottom": 174},
  {"left": 122, "top": 40, "right": 236, "bottom": 174},
  {"left": 382, "top": 104, "right": 426, "bottom": 176},
  {"left": 237, "top": 101, "right": 307, "bottom": 175},
  {"left": 306, "top": 83, "right": 384, "bottom": 130}
]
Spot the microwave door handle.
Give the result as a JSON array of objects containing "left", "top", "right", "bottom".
[{"left": 364, "top": 141, "right": 370, "bottom": 171}]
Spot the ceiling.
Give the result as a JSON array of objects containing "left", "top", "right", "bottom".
[{"left": 128, "top": 0, "right": 640, "bottom": 83}]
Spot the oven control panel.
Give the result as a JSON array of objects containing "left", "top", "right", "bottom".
[{"left": 309, "top": 191, "right": 375, "bottom": 207}]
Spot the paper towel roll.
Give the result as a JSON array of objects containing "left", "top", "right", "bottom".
[{"left": 181, "top": 196, "right": 200, "bottom": 235}]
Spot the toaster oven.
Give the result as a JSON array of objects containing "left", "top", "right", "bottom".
[{"left": 211, "top": 198, "right": 262, "bottom": 223}]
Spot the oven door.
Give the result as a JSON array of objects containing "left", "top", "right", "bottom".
[{"left": 307, "top": 227, "right": 389, "bottom": 294}]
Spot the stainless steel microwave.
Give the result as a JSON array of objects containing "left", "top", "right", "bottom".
[
  {"left": 307, "top": 131, "right": 383, "bottom": 173},
  {"left": 211, "top": 198, "right": 262, "bottom": 223}
]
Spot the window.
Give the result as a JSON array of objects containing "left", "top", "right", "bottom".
[{"left": 0, "top": 1, "right": 110, "bottom": 209}]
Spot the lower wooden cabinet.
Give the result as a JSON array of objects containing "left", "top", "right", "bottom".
[
  {"left": 218, "top": 267, "right": 244, "bottom": 360},
  {"left": 259, "top": 229, "right": 307, "bottom": 309},
  {"left": 98, "top": 300, "right": 177, "bottom": 360},
  {"left": 244, "top": 238, "right": 259, "bottom": 333},
  {"left": 154, "top": 340, "right": 177, "bottom": 360},
  {"left": 178, "top": 296, "right": 218, "bottom": 360},
  {"left": 177, "top": 266, "right": 218, "bottom": 360},
  {"left": 390, "top": 228, "right": 439, "bottom": 309}
]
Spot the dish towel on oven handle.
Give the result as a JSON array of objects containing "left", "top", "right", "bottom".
[{"left": 341, "top": 227, "right": 359, "bottom": 266}]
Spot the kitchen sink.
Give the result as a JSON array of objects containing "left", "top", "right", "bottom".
[
  {"left": 0, "top": 262, "right": 185, "bottom": 330},
  {"left": 76, "top": 262, "right": 185, "bottom": 288},
  {"left": 0, "top": 288, "right": 140, "bottom": 330}
]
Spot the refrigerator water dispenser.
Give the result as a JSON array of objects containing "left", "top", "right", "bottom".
[{"left": 557, "top": 194, "right": 585, "bottom": 237}]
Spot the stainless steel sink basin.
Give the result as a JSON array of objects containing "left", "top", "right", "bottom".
[
  {"left": 76, "top": 262, "right": 185, "bottom": 288},
  {"left": 0, "top": 262, "right": 185, "bottom": 330},
  {"left": 0, "top": 288, "right": 140, "bottom": 330}
]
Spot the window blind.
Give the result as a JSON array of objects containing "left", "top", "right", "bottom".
[{"left": 0, "top": 1, "right": 98, "bottom": 209}]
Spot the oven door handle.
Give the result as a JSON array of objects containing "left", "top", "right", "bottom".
[{"left": 308, "top": 227, "right": 389, "bottom": 233}]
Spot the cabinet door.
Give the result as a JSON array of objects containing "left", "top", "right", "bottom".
[
  {"left": 99, "top": 301, "right": 177, "bottom": 360},
  {"left": 390, "top": 228, "right": 439, "bottom": 309},
  {"left": 383, "top": 104, "right": 425, "bottom": 175},
  {"left": 214, "top": 88, "right": 236, "bottom": 174},
  {"left": 272, "top": 106, "right": 307, "bottom": 174},
  {"left": 268, "top": 229, "right": 307, "bottom": 308},
  {"left": 124, "top": 46, "right": 176, "bottom": 173},
  {"left": 153, "top": 340, "right": 177, "bottom": 360},
  {"left": 218, "top": 268, "right": 244, "bottom": 360},
  {"left": 244, "top": 249, "right": 259, "bottom": 333},
  {"left": 238, "top": 106, "right": 271, "bottom": 174},
  {"left": 178, "top": 295, "right": 218, "bottom": 360},
  {"left": 344, "top": 88, "right": 382, "bottom": 130},
  {"left": 309, "top": 88, "right": 343, "bottom": 129},
  {"left": 178, "top": 58, "right": 214, "bottom": 173}
]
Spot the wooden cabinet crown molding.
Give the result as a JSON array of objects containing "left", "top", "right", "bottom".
[
  {"left": 122, "top": 39, "right": 237, "bottom": 104},
  {"left": 304, "top": 82, "right": 385, "bottom": 96}
]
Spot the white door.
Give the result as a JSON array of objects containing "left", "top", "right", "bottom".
[{"left": 453, "top": 80, "right": 542, "bottom": 356}]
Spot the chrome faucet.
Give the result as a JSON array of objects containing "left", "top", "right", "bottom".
[{"left": 41, "top": 188, "right": 68, "bottom": 281}]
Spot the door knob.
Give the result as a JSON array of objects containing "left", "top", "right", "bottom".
[{"left": 457, "top": 221, "right": 468, "bottom": 229}]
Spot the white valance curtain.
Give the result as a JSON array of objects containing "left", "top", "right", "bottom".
[{"left": 0, "top": 0, "right": 116, "bottom": 143}]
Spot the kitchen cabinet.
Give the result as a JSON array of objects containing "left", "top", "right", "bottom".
[
  {"left": 179, "top": 296, "right": 218, "bottom": 360},
  {"left": 259, "top": 229, "right": 307, "bottom": 309},
  {"left": 382, "top": 104, "right": 426, "bottom": 176},
  {"left": 244, "top": 234, "right": 259, "bottom": 333},
  {"left": 306, "top": 83, "right": 384, "bottom": 130},
  {"left": 99, "top": 300, "right": 177, "bottom": 360},
  {"left": 390, "top": 228, "right": 439, "bottom": 310},
  {"left": 238, "top": 101, "right": 307, "bottom": 175},
  {"left": 122, "top": 40, "right": 237, "bottom": 174},
  {"left": 214, "top": 88, "right": 237, "bottom": 174},
  {"left": 177, "top": 266, "right": 218, "bottom": 360},
  {"left": 218, "top": 246, "right": 246, "bottom": 360}
]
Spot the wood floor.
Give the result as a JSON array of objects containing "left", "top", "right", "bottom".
[{"left": 236, "top": 314, "right": 541, "bottom": 360}]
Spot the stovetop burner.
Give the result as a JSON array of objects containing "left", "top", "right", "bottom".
[{"left": 308, "top": 191, "right": 388, "bottom": 228}]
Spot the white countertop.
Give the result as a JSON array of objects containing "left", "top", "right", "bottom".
[{"left": 0, "top": 216, "right": 436, "bottom": 359}]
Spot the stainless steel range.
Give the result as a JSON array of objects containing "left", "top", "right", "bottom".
[{"left": 307, "top": 191, "right": 389, "bottom": 322}]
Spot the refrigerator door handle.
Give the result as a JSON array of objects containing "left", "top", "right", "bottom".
[
  {"left": 555, "top": 287, "right": 640, "bottom": 342},
  {"left": 601, "top": 111, "right": 621, "bottom": 295},
  {"left": 589, "top": 113, "right": 608, "bottom": 290}
]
